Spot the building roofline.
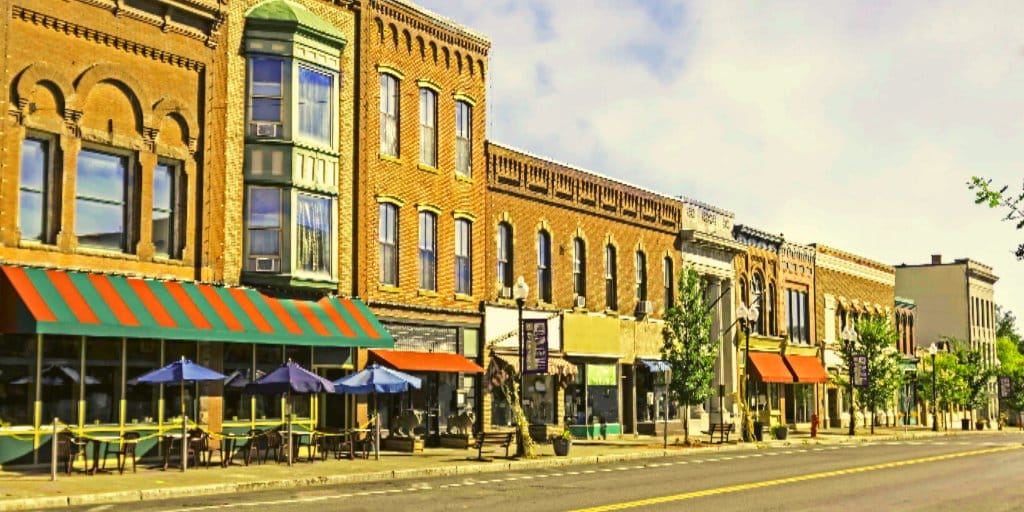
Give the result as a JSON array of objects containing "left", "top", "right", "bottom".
[{"left": 385, "top": 0, "right": 491, "bottom": 48}]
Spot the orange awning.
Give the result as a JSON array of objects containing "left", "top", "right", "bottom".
[
  {"left": 784, "top": 354, "right": 829, "bottom": 383},
  {"left": 748, "top": 352, "right": 794, "bottom": 383},
  {"left": 369, "top": 349, "right": 484, "bottom": 373}
]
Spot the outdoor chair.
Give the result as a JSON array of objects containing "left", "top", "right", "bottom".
[
  {"left": 263, "top": 429, "right": 285, "bottom": 464},
  {"left": 243, "top": 429, "right": 264, "bottom": 465},
  {"left": 56, "top": 430, "right": 88, "bottom": 474},
  {"left": 186, "top": 429, "right": 206, "bottom": 468},
  {"left": 197, "top": 431, "right": 223, "bottom": 468},
  {"left": 103, "top": 432, "right": 140, "bottom": 474}
]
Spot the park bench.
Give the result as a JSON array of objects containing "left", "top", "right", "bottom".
[
  {"left": 702, "top": 423, "right": 734, "bottom": 444},
  {"left": 471, "top": 431, "right": 515, "bottom": 460}
]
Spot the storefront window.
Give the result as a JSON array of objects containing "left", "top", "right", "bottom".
[
  {"left": 40, "top": 336, "right": 81, "bottom": 425},
  {"left": 786, "top": 384, "right": 815, "bottom": 423},
  {"left": 124, "top": 339, "right": 160, "bottom": 424},
  {"left": 85, "top": 338, "right": 122, "bottom": 425},
  {"left": 223, "top": 343, "right": 253, "bottom": 422},
  {"left": 522, "top": 375, "right": 556, "bottom": 424},
  {"left": 0, "top": 334, "right": 36, "bottom": 426},
  {"left": 285, "top": 346, "right": 312, "bottom": 418},
  {"left": 163, "top": 341, "right": 197, "bottom": 423},
  {"left": 586, "top": 364, "right": 619, "bottom": 425},
  {"left": 636, "top": 366, "right": 674, "bottom": 422},
  {"left": 255, "top": 345, "right": 283, "bottom": 420}
]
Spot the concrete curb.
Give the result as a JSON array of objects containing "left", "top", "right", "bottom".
[{"left": 0, "top": 430, "right": 997, "bottom": 511}]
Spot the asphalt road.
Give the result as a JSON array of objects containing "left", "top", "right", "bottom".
[{"left": 70, "top": 433, "right": 1024, "bottom": 512}]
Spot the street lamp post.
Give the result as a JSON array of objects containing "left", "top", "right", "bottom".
[
  {"left": 840, "top": 324, "right": 859, "bottom": 437},
  {"left": 929, "top": 343, "right": 938, "bottom": 432},
  {"left": 513, "top": 276, "right": 529, "bottom": 454},
  {"left": 736, "top": 302, "right": 759, "bottom": 441}
]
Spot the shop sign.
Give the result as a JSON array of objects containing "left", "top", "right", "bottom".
[
  {"left": 852, "top": 355, "right": 869, "bottom": 388},
  {"left": 522, "top": 318, "right": 549, "bottom": 375},
  {"left": 999, "top": 376, "right": 1013, "bottom": 399}
]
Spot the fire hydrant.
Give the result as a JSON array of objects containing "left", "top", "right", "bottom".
[{"left": 811, "top": 413, "right": 819, "bottom": 438}]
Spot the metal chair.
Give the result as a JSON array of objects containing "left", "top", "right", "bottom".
[
  {"left": 103, "top": 432, "right": 141, "bottom": 474},
  {"left": 56, "top": 430, "right": 88, "bottom": 474}
]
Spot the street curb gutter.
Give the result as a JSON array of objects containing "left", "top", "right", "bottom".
[{"left": 0, "top": 431, "right": 989, "bottom": 511}]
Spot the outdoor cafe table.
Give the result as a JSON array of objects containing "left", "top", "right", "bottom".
[
  {"left": 87, "top": 435, "right": 133, "bottom": 475},
  {"left": 218, "top": 432, "right": 251, "bottom": 467},
  {"left": 161, "top": 432, "right": 191, "bottom": 470},
  {"left": 285, "top": 430, "right": 317, "bottom": 463}
]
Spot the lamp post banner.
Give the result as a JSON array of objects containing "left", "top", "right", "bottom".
[
  {"left": 999, "top": 376, "right": 1013, "bottom": 399},
  {"left": 523, "top": 319, "right": 548, "bottom": 375},
  {"left": 852, "top": 355, "right": 869, "bottom": 388}
]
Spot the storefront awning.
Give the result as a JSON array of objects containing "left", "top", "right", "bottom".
[
  {"left": 783, "top": 354, "right": 829, "bottom": 383},
  {"left": 369, "top": 349, "right": 484, "bottom": 373},
  {"left": 638, "top": 359, "right": 670, "bottom": 373},
  {"left": 748, "top": 352, "right": 794, "bottom": 383},
  {"left": 0, "top": 266, "right": 393, "bottom": 348}
]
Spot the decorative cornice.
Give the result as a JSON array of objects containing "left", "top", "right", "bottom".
[
  {"left": 12, "top": 6, "right": 207, "bottom": 71},
  {"left": 816, "top": 252, "right": 895, "bottom": 286}
]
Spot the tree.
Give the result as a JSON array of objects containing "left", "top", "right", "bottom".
[
  {"left": 995, "top": 338, "right": 1024, "bottom": 426},
  {"left": 996, "top": 336, "right": 1024, "bottom": 373},
  {"left": 948, "top": 338, "right": 996, "bottom": 427},
  {"left": 995, "top": 305, "right": 1022, "bottom": 352},
  {"left": 968, "top": 177, "right": 1024, "bottom": 260},
  {"left": 855, "top": 317, "right": 904, "bottom": 434},
  {"left": 916, "top": 351, "right": 963, "bottom": 430},
  {"left": 661, "top": 264, "right": 716, "bottom": 445},
  {"left": 483, "top": 352, "right": 537, "bottom": 458}
]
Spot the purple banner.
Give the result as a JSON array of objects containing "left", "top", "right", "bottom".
[
  {"left": 852, "top": 354, "right": 869, "bottom": 388},
  {"left": 522, "top": 319, "right": 548, "bottom": 375},
  {"left": 999, "top": 376, "right": 1013, "bottom": 399}
]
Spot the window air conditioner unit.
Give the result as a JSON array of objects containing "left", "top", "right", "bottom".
[
  {"left": 637, "top": 300, "right": 653, "bottom": 316},
  {"left": 498, "top": 286, "right": 512, "bottom": 299},
  {"left": 253, "top": 257, "right": 279, "bottom": 272},
  {"left": 574, "top": 296, "right": 586, "bottom": 309},
  {"left": 254, "top": 122, "right": 279, "bottom": 138}
]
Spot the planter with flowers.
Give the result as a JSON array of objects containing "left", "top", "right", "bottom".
[{"left": 552, "top": 428, "right": 572, "bottom": 456}]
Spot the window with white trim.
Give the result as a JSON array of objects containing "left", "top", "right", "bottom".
[
  {"left": 379, "top": 203, "right": 399, "bottom": 285},
  {"left": 419, "top": 88, "right": 437, "bottom": 167},
  {"left": 419, "top": 211, "right": 436, "bottom": 291},
  {"left": 455, "top": 219, "right": 472, "bottom": 294},
  {"left": 605, "top": 244, "right": 617, "bottom": 310},
  {"left": 635, "top": 251, "right": 647, "bottom": 301},
  {"left": 573, "top": 238, "right": 586, "bottom": 299},
  {"left": 455, "top": 101, "right": 472, "bottom": 177},
  {"left": 380, "top": 73, "right": 399, "bottom": 157},
  {"left": 297, "top": 67, "right": 332, "bottom": 145},
  {"left": 250, "top": 57, "right": 284, "bottom": 137},
  {"left": 497, "top": 222, "right": 513, "bottom": 290},
  {"left": 537, "top": 231, "right": 552, "bottom": 303},
  {"left": 75, "top": 148, "right": 132, "bottom": 252},
  {"left": 247, "top": 186, "right": 282, "bottom": 272}
]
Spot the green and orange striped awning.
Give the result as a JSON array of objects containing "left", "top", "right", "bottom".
[{"left": 0, "top": 266, "right": 393, "bottom": 348}]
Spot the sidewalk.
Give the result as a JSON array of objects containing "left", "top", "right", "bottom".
[{"left": 0, "top": 426, "right": 1001, "bottom": 512}]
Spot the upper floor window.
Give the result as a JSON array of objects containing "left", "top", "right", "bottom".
[
  {"left": 497, "top": 222, "right": 513, "bottom": 290},
  {"left": 573, "top": 238, "right": 586, "bottom": 300},
  {"left": 605, "top": 244, "right": 618, "bottom": 310},
  {"left": 379, "top": 73, "right": 399, "bottom": 157},
  {"left": 379, "top": 203, "right": 398, "bottom": 285},
  {"left": 419, "top": 88, "right": 437, "bottom": 167},
  {"left": 250, "top": 57, "right": 284, "bottom": 136},
  {"left": 19, "top": 136, "right": 57, "bottom": 243},
  {"left": 298, "top": 68, "right": 332, "bottom": 145},
  {"left": 455, "top": 101, "right": 472, "bottom": 177},
  {"left": 635, "top": 251, "right": 647, "bottom": 302},
  {"left": 786, "top": 289, "right": 809, "bottom": 344},
  {"left": 418, "top": 211, "right": 436, "bottom": 291},
  {"left": 537, "top": 231, "right": 552, "bottom": 303},
  {"left": 455, "top": 219, "right": 472, "bottom": 295},
  {"left": 247, "top": 186, "right": 282, "bottom": 272},
  {"left": 75, "top": 148, "right": 132, "bottom": 252},
  {"left": 767, "top": 283, "right": 776, "bottom": 335},
  {"left": 296, "top": 193, "right": 331, "bottom": 275},
  {"left": 751, "top": 273, "right": 765, "bottom": 334},
  {"left": 153, "top": 161, "right": 185, "bottom": 259},
  {"left": 664, "top": 257, "right": 674, "bottom": 309}
]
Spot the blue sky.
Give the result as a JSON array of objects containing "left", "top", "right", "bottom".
[{"left": 417, "top": 0, "right": 1024, "bottom": 327}]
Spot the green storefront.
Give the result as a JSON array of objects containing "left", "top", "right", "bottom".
[{"left": 0, "top": 265, "right": 392, "bottom": 465}]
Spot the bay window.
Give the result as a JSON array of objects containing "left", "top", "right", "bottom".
[
  {"left": 247, "top": 187, "right": 282, "bottom": 272},
  {"left": 250, "top": 57, "right": 284, "bottom": 137},
  {"left": 296, "top": 193, "right": 331, "bottom": 276},
  {"left": 297, "top": 68, "right": 332, "bottom": 145}
]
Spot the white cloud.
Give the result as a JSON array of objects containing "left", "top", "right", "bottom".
[{"left": 418, "top": 0, "right": 1024, "bottom": 320}]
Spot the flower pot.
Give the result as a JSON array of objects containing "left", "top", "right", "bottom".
[
  {"left": 772, "top": 426, "right": 788, "bottom": 440},
  {"left": 552, "top": 438, "right": 571, "bottom": 456},
  {"left": 976, "top": 421, "right": 986, "bottom": 431}
]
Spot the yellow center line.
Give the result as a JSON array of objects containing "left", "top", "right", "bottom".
[{"left": 569, "top": 445, "right": 1023, "bottom": 512}]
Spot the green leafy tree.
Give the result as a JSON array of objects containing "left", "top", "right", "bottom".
[
  {"left": 995, "top": 305, "right": 1023, "bottom": 352},
  {"left": 968, "top": 177, "right": 1024, "bottom": 260},
  {"left": 948, "top": 338, "right": 996, "bottom": 426},
  {"left": 855, "top": 317, "right": 904, "bottom": 434},
  {"left": 997, "top": 365, "right": 1024, "bottom": 424},
  {"left": 996, "top": 336, "right": 1024, "bottom": 373},
  {"left": 661, "top": 264, "right": 716, "bottom": 445},
  {"left": 917, "top": 352, "right": 963, "bottom": 430}
]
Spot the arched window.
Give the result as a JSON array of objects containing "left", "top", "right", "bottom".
[
  {"left": 454, "top": 219, "right": 471, "bottom": 294},
  {"left": 537, "top": 231, "right": 552, "bottom": 303},
  {"left": 635, "top": 251, "right": 647, "bottom": 302},
  {"left": 738, "top": 277, "right": 748, "bottom": 308},
  {"left": 767, "top": 282, "right": 776, "bottom": 335},
  {"left": 573, "top": 238, "right": 586, "bottom": 300},
  {"left": 605, "top": 244, "right": 617, "bottom": 310},
  {"left": 496, "top": 222, "right": 513, "bottom": 290},
  {"left": 751, "top": 273, "right": 765, "bottom": 334}
]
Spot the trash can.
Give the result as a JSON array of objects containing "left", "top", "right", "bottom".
[
  {"left": 753, "top": 421, "right": 765, "bottom": 442},
  {"left": 961, "top": 418, "right": 971, "bottom": 431}
]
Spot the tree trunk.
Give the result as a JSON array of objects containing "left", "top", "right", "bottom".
[
  {"left": 507, "top": 380, "right": 535, "bottom": 458},
  {"left": 682, "top": 405, "right": 690, "bottom": 445},
  {"left": 871, "top": 407, "right": 876, "bottom": 434}
]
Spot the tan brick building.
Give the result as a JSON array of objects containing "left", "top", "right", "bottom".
[
  {"left": 814, "top": 244, "right": 895, "bottom": 428},
  {"left": 485, "top": 142, "right": 684, "bottom": 437}
]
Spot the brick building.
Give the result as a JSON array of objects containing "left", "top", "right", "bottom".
[
  {"left": 894, "top": 297, "right": 918, "bottom": 425},
  {"left": 484, "top": 142, "right": 685, "bottom": 437},
  {"left": 813, "top": 244, "right": 895, "bottom": 429}
]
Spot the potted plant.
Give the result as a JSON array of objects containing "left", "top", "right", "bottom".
[
  {"left": 770, "top": 424, "right": 788, "bottom": 440},
  {"left": 552, "top": 428, "right": 572, "bottom": 456}
]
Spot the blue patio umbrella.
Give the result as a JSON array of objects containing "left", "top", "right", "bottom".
[
  {"left": 133, "top": 357, "right": 226, "bottom": 471},
  {"left": 333, "top": 364, "right": 422, "bottom": 460},
  {"left": 244, "top": 361, "right": 334, "bottom": 465}
]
